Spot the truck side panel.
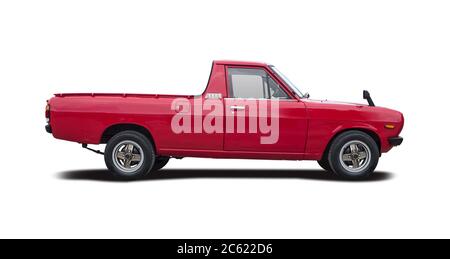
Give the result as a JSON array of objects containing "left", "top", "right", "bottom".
[{"left": 49, "top": 64, "right": 229, "bottom": 153}]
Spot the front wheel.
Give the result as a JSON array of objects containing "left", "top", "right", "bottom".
[
  {"left": 317, "top": 159, "right": 331, "bottom": 172},
  {"left": 327, "top": 131, "right": 379, "bottom": 179},
  {"left": 104, "top": 131, "right": 155, "bottom": 179}
]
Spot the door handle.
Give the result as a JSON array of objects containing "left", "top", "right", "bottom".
[{"left": 230, "top": 106, "right": 245, "bottom": 110}]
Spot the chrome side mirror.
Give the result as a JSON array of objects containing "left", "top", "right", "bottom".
[{"left": 303, "top": 92, "right": 310, "bottom": 99}]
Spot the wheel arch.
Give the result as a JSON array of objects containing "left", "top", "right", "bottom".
[
  {"left": 321, "top": 127, "right": 381, "bottom": 160},
  {"left": 100, "top": 123, "right": 156, "bottom": 150}
]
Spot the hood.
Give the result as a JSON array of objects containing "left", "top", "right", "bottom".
[{"left": 303, "top": 99, "right": 367, "bottom": 107}]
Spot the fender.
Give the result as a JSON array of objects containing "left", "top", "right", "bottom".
[{"left": 304, "top": 122, "right": 381, "bottom": 160}]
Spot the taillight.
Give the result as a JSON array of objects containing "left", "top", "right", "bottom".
[{"left": 45, "top": 103, "right": 50, "bottom": 122}]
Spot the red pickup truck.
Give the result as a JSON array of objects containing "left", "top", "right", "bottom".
[{"left": 45, "top": 60, "right": 403, "bottom": 179}]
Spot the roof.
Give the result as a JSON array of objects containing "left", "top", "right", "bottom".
[{"left": 214, "top": 60, "right": 269, "bottom": 67}]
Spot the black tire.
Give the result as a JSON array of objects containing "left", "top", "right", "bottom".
[
  {"left": 152, "top": 156, "right": 170, "bottom": 171},
  {"left": 104, "top": 130, "right": 155, "bottom": 179},
  {"left": 327, "top": 130, "right": 379, "bottom": 179},
  {"left": 317, "top": 159, "right": 332, "bottom": 172}
]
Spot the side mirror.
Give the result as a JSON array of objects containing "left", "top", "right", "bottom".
[
  {"left": 303, "top": 92, "right": 310, "bottom": 99},
  {"left": 363, "top": 90, "right": 375, "bottom": 106}
]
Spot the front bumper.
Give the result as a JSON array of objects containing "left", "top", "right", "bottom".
[
  {"left": 45, "top": 124, "right": 52, "bottom": 134},
  {"left": 389, "top": 136, "right": 403, "bottom": 146}
]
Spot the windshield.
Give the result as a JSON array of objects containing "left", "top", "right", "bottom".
[{"left": 269, "top": 65, "right": 304, "bottom": 98}]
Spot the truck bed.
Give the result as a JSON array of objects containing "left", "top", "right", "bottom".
[{"left": 54, "top": 92, "right": 196, "bottom": 99}]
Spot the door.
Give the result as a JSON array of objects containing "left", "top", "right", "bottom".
[{"left": 224, "top": 67, "right": 308, "bottom": 154}]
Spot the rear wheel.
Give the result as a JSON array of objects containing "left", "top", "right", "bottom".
[
  {"left": 327, "top": 131, "right": 379, "bottom": 179},
  {"left": 104, "top": 131, "right": 155, "bottom": 179}
]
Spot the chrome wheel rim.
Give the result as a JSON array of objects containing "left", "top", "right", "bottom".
[
  {"left": 112, "top": 140, "right": 144, "bottom": 174},
  {"left": 339, "top": 140, "right": 371, "bottom": 174}
]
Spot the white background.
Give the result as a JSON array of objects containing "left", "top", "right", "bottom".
[{"left": 0, "top": 0, "right": 449, "bottom": 238}]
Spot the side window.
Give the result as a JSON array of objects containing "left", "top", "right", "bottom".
[
  {"left": 268, "top": 76, "right": 290, "bottom": 99},
  {"left": 228, "top": 68, "right": 290, "bottom": 99}
]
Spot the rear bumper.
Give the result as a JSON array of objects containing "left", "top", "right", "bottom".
[
  {"left": 389, "top": 136, "right": 403, "bottom": 146},
  {"left": 45, "top": 124, "right": 52, "bottom": 134}
]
